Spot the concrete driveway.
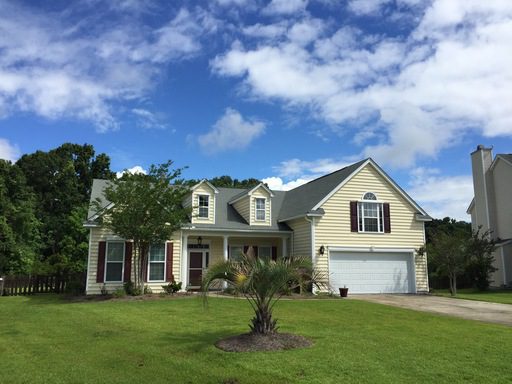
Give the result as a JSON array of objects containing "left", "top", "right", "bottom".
[{"left": 353, "top": 294, "right": 512, "bottom": 327}]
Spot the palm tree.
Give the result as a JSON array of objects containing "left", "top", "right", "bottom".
[{"left": 202, "top": 247, "right": 321, "bottom": 335}]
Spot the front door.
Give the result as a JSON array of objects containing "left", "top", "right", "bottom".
[{"left": 188, "top": 250, "right": 209, "bottom": 287}]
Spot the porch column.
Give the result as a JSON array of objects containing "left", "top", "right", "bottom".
[
  {"left": 182, "top": 234, "right": 188, "bottom": 291},
  {"left": 223, "top": 235, "right": 229, "bottom": 289},
  {"left": 282, "top": 237, "right": 288, "bottom": 258}
]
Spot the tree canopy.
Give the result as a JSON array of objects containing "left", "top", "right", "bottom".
[{"left": 96, "top": 161, "right": 190, "bottom": 293}]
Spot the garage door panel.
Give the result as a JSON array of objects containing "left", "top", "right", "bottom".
[{"left": 329, "top": 252, "right": 414, "bottom": 294}]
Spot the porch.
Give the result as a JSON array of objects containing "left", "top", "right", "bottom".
[{"left": 181, "top": 232, "right": 291, "bottom": 290}]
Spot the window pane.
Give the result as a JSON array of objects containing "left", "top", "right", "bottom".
[
  {"left": 198, "top": 207, "right": 208, "bottom": 218},
  {"left": 199, "top": 195, "right": 209, "bottom": 207},
  {"left": 364, "top": 218, "right": 378, "bottom": 232},
  {"left": 230, "top": 246, "right": 243, "bottom": 261},
  {"left": 105, "top": 262, "right": 123, "bottom": 281},
  {"left": 259, "top": 246, "right": 271, "bottom": 258},
  {"left": 363, "top": 192, "right": 377, "bottom": 200},
  {"left": 150, "top": 244, "right": 165, "bottom": 261},
  {"left": 256, "top": 209, "right": 265, "bottom": 220},
  {"left": 363, "top": 202, "right": 378, "bottom": 217},
  {"left": 107, "top": 243, "right": 124, "bottom": 262},
  {"left": 256, "top": 198, "right": 265, "bottom": 209},
  {"left": 149, "top": 262, "right": 164, "bottom": 281}
]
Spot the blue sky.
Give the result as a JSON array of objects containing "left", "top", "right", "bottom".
[{"left": 1, "top": 0, "right": 511, "bottom": 220}]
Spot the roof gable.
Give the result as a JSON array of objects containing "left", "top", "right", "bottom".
[
  {"left": 313, "top": 159, "right": 428, "bottom": 216},
  {"left": 229, "top": 182, "right": 274, "bottom": 205},
  {"left": 191, "top": 179, "right": 219, "bottom": 194},
  {"left": 278, "top": 158, "right": 429, "bottom": 222}
]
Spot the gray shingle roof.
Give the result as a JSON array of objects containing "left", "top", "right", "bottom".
[
  {"left": 499, "top": 154, "right": 512, "bottom": 164},
  {"left": 276, "top": 159, "right": 367, "bottom": 221},
  {"left": 86, "top": 157, "right": 429, "bottom": 230}
]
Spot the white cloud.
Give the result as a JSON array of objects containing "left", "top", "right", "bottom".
[
  {"left": 347, "top": 0, "right": 391, "bottom": 16},
  {"left": 0, "top": 3, "right": 213, "bottom": 132},
  {"left": 116, "top": 165, "right": 148, "bottom": 178},
  {"left": 262, "top": 0, "right": 308, "bottom": 15},
  {"left": 273, "top": 158, "right": 350, "bottom": 178},
  {"left": 262, "top": 157, "right": 350, "bottom": 192},
  {"left": 408, "top": 167, "right": 473, "bottom": 221},
  {"left": 262, "top": 176, "right": 311, "bottom": 191},
  {"left": 0, "top": 138, "right": 20, "bottom": 162},
  {"left": 131, "top": 108, "right": 167, "bottom": 130},
  {"left": 197, "top": 108, "right": 265, "bottom": 154},
  {"left": 213, "top": 1, "right": 512, "bottom": 168}
]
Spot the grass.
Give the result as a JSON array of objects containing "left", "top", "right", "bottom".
[
  {"left": 1, "top": 295, "right": 512, "bottom": 384},
  {"left": 432, "top": 288, "right": 512, "bottom": 305}
]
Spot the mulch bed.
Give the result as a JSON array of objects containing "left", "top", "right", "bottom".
[{"left": 215, "top": 332, "right": 313, "bottom": 352}]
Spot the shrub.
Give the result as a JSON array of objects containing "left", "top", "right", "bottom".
[
  {"left": 100, "top": 284, "right": 108, "bottom": 295},
  {"left": 162, "top": 281, "right": 182, "bottom": 295},
  {"left": 123, "top": 281, "right": 135, "bottom": 295},
  {"left": 144, "top": 285, "right": 153, "bottom": 294},
  {"left": 113, "top": 288, "right": 126, "bottom": 298}
]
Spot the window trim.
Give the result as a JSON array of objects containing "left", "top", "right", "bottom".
[
  {"left": 358, "top": 192, "right": 384, "bottom": 233},
  {"left": 254, "top": 197, "right": 266, "bottom": 221},
  {"left": 148, "top": 243, "right": 166, "bottom": 282},
  {"left": 197, "top": 194, "right": 210, "bottom": 219},
  {"left": 104, "top": 241, "right": 125, "bottom": 282}
]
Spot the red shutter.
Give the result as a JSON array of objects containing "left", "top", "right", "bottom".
[
  {"left": 350, "top": 201, "right": 358, "bottom": 232},
  {"left": 166, "top": 242, "right": 174, "bottom": 282},
  {"left": 96, "top": 241, "right": 106, "bottom": 283},
  {"left": 271, "top": 246, "right": 277, "bottom": 261},
  {"left": 383, "top": 203, "right": 391, "bottom": 233},
  {"left": 143, "top": 256, "right": 148, "bottom": 282},
  {"left": 124, "top": 242, "right": 132, "bottom": 282}
]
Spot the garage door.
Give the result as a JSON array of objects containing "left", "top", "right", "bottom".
[{"left": 329, "top": 251, "right": 415, "bottom": 294}]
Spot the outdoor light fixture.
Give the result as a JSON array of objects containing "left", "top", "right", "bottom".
[
  {"left": 197, "top": 236, "right": 203, "bottom": 246},
  {"left": 319, "top": 245, "right": 325, "bottom": 255}
]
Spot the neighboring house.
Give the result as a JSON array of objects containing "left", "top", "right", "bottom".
[
  {"left": 84, "top": 158, "right": 431, "bottom": 295},
  {"left": 467, "top": 145, "right": 512, "bottom": 287}
]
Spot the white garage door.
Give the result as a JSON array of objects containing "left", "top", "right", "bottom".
[{"left": 329, "top": 251, "right": 415, "bottom": 294}]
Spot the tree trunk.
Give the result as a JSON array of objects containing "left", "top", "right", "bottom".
[
  {"left": 250, "top": 304, "right": 278, "bottom": 335},
  {"left": 449, "top": 273, "right": 457, "bottom": 296}
]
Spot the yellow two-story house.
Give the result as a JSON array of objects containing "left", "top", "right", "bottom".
[{"left": 84, "top": 158, "right": 431, "bottom": 294}]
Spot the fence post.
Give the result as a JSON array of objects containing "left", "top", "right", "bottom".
[{"left": 0, "top": 277, "right": 4, "bottom": 296}]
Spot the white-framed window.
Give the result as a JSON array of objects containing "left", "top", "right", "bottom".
[
  {"left": 229, "top": 245, "right": 244, "bottom": 262},
  {"left": 148, "top": 243, "right": 166, "bottom": 281},
  {"left": 258, "top": 246, "right": 272, "bottom": 259},
  {"left": 105, "top": 242, "right": 125, "bottom": 282},
  {"left": 198, "top": 195, "right": 209, "bottom": 218},
  {"left": 358, "top": 192, "right": 384, "bottom": 233},
  {"left": 255, "top": 198, "right": 266, "bottom": 221}
]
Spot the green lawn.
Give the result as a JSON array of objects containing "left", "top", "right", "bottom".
[
  {"left": 1, "top": 295, "right": 511, "bottom": 384},
  {"left": 433, "top": 288, "right": 512, "bottom": 305}
]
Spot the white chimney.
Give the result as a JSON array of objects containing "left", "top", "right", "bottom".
[{"left": 470, "top": 145, "right": 493, "bottom": 234}]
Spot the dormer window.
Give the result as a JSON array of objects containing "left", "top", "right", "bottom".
[
  {"left": 358, "top": 192, "right": 383, "bottom": 233},
  {"left": 198, "top": 195, "right": 209, "bottom": 218},
  {"left": 255, "top": 198, "right": 266, "bottom": 221}
]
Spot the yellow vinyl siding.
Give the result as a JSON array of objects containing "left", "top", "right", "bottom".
[
  {"left": 86, "top": 227, "right": 182, "bottom": 295},
  {"left": 233, "top": 197, "right": 250, "bottom": 224},
  {"left": 314, "top": 164, "right": 428, "bottom": 292},
  {"left": 287, "top": 218, "right": 311, "bottom": 258},
  {"left": 192, "top": 184, "right": 215, "bottom": 224},
  {"left": 183, "top": 194, "right": 192, "bottom": 208},
  {"left": 250, "top": 188, "right": 271, "bottom": 226}
]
